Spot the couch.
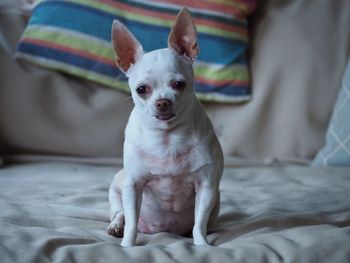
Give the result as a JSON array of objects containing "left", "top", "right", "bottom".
[{"left": 1, "top": 0, "right": 350, "bottom": 262}]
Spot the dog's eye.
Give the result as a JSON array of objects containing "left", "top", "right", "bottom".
[
  {"left": 172, "top": 81, "right": 186, "bottom": 91},
  {"left": 136, "top": 85, "right": 151, "bottom": 96}
]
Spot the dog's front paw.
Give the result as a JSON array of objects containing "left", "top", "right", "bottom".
[
  {"left": 193, "top": 229, "right": 210, "bottom": 246},
  {"left": 107, "top": 223, "right": 124, "bottom": 238},
  {"left": 193, "top": 237, "right": 210, "bottom": 246},
  {"left": 108, "top": 212, "right": 125, "bottom": 238},
  {"left": 120, "top": 238, "right": 135, "bottom": 248}
]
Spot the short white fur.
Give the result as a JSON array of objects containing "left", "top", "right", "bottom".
[{"left": 108, "top": 8, "right": 223, "bottom": 247}]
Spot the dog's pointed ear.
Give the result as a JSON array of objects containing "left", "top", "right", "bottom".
[
  {"left": 111, "top": 20, "right": 144, "bottom": 73},
  {"left": 168, "top": 8, "right": 199, "bottom": 62}
]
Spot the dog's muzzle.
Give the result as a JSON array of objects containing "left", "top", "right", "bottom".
[{"left": 155, "top": 99, "right": 175, "bottom": 121}]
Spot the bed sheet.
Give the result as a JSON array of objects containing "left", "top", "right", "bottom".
[{"left": 0, "top": 163, "right": 349, "bottom": 262}]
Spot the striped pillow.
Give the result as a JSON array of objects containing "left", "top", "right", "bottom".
[{"left": 16, "top": 0, "right": 256, "bottom": 103}]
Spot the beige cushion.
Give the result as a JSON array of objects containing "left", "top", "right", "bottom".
[
  {"left": 205, "top": 0, "right": 350, "bottom": 162},
  {"left": 0, "top": 0, "right": 132, "bottom": 158},
  {"left": 1, "top": 0, "right": 350, "bottom": 164}
]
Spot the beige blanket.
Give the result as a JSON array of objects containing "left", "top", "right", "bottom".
[{"left": 0, "top": 163, "right": 349, "bottom": 262}]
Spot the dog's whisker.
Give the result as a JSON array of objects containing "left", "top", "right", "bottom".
[{"left": 123, "top": 96, "right": 133, "bottom": 103}]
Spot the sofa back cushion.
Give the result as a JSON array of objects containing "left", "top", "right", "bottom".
[
  {"left": 203, "top": 0, "right": 350, "bottom": 163},
  {"left": 1, "top": 0, "right": 350, "bottom": 164}
]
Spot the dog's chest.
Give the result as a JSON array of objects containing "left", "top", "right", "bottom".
[
  {"left": 143, "top": 150, "right": 192, "bottom": 176},
  {"left": 138, "top": 135, "right": 197, "bottom": 176}
]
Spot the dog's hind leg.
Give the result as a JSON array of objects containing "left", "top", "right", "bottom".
[{"left": 107, "top": 169, "right": 125, "bottom": 238}]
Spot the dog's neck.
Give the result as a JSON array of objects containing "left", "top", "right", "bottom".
[{"left": 129, "top": 98, "right": 199, "bottom": 158}]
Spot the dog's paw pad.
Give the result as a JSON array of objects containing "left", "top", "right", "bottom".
[{"left": 107, "top": 225, "right": 124, "bottom": 238}]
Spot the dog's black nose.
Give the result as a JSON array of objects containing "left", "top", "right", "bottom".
[{"left": 155, "top": 99, "right": 172, "bottom": 112}]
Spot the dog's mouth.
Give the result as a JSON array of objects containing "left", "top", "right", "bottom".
[{"left": 155, "top": 113, "right": 176, "bottom": 121}]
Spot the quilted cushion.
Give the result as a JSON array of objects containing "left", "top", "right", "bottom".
[
  {"left": 15, "top": 0, "right": 256, "bottom": 103},
  {"left": 312, "top": 58, "right": 350, "bottom": 166}
]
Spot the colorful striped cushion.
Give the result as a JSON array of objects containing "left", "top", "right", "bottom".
[{"left": 16, "top": 0, "right": 256, "bottom": 103}]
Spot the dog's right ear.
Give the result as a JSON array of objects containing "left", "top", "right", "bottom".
[{"left": 111, "top": 20, "right": 144, "bottom": 74}]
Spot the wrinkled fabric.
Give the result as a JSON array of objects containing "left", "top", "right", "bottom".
[{"left": 0, "top": 163, "right": 349, "bottom": 263}]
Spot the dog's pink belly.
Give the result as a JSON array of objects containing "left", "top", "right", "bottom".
[
  {"left": 138, "top": 175, "right": 196, "bottom": 234},
  {"left": 138, "top": 208, "right": 194, "bottom": 234}
]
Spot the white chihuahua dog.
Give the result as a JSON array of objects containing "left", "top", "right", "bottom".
[{"left": 107, "top": 8, "right": 223, "bottom": 247}]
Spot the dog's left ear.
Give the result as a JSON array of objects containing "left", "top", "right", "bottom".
[{"left": 168, "top": 8, "right": 199, "bottom": 62}]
